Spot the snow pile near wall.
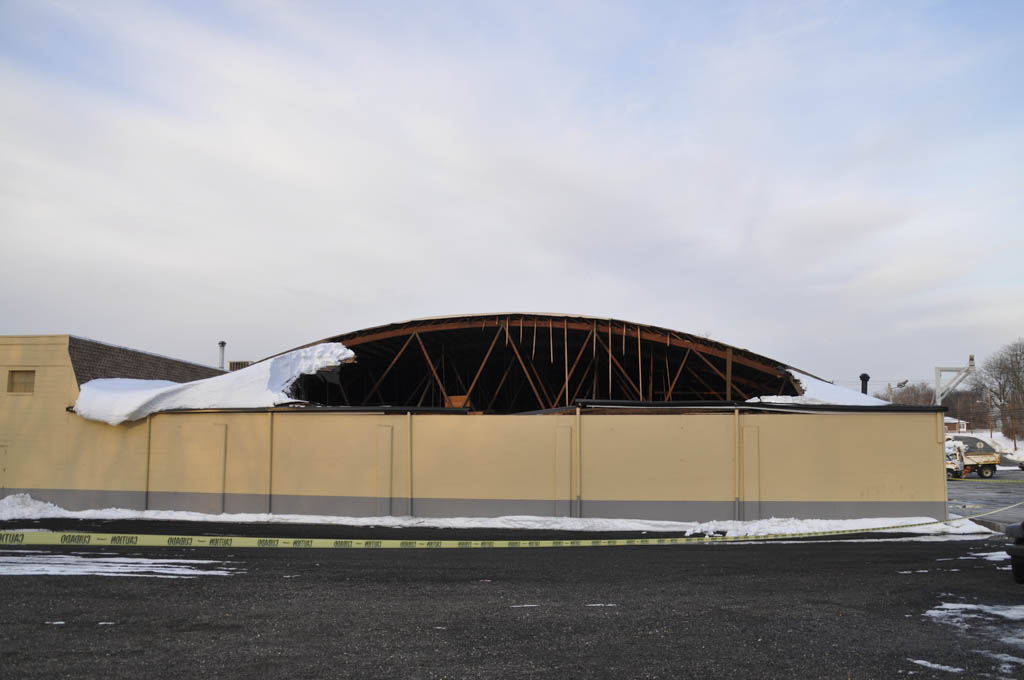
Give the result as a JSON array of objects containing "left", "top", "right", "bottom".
[
  {"left": 73, "top": 342, "right": 354, "bottom": 425},
  {"left": 0, "top": 494, "right": 991, "bottom": 537},
  {"left": 748, "top": 368, "right": 889, "bottom": 406}
]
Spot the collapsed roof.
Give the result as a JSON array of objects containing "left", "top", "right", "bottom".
[
  {"left": 70, "top": 315, "right": 890, "bottom": 424},
  {"left": 287, "top": 313, "right": 804, "bottom": 413},
  {"left": 74, "top": 343, "right": 354, "bottom": 425}
]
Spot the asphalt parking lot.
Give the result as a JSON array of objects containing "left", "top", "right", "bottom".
[
  {"left": 2, "top": 477, "right": 1023, "bottom": 679},
  {"left": 947, "top": 467, "right": 1024, "bottom": 529},
  {"left": 1, "top": 538, "right": 1023, "bottom": 678}
]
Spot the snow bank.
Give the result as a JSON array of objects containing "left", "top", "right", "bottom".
[
  {"left": 73, "top": 342, "right": 354, "bottom": 425},
  {"left": 748, "top": 368, "right": 889, "bottom": 407},
  {"left": 0, "top": 494, "right": 990, "bottom": 537}
]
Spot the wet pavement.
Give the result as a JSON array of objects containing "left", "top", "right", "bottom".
[
  {"left": 2, "top": 535, "right": 1022, "bottom": 679},
  {"left": 1, "top": 473, "right": 1022, "bottom": 678},
  {"left": 947, "top": 468, "right": 1024, "bottom": 531}
]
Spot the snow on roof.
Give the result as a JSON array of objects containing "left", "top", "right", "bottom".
[
  {"left": 747, "top": 368, "right": 889, "bottom": 407},
  {"left": 73, "top": 342, "right": 354, "bottom": 425}
]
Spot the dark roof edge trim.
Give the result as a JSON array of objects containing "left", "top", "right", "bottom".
[{"left": 574, "top": 399, "right": 946, "bottom": 414}]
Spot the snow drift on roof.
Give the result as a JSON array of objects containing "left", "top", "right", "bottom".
[
  {"left": 74, "top": 342, "right": 354, "bottom": 425},
  {"left": 747, "top": 369, "right": 889, "bottom": 407}
]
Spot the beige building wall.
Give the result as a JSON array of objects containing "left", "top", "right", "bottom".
[
  {"left": 270, "top": 413, "right": 411, "bottom": 516},
  {"left": 1, "top": 335, "right": 78, "bottom": 503},
  {"left": 1, "top": 336, "right": 947, "bottom": 521}
]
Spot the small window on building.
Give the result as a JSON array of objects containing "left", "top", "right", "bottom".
[{"left": 7, "top": 370, "right": 35, "bottom": 393}]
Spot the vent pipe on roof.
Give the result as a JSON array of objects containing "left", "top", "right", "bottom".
[
  {"left": 859, "top": 373, "right": 870, "bottom": 394},
  {"left": 218, "top": 341, "right": 226, "bottom": 371}
]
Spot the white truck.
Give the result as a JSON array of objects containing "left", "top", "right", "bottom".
[
  {"left": 945, "top": 439, "right": 966, "bottom": 479},
  {"left": 945, "top": 434, "right": 1002, "bottom": 478}
]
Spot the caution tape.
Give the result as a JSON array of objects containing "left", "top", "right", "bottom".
[{"left": 2, "top": 501, "right": 1021, "bottom": 550}]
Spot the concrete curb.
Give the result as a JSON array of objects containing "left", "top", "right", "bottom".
[{"left": 973, "top": 517, "right": 1011, "bottom": 533}]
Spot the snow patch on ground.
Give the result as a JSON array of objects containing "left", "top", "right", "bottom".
[
  {"left": 925, "top": 602, "right": 1024, "bottom": 638},
  {"left": 976, "top": 651, "right": 1024, "bottom": 678},
  {"left": 967, "top": 551, "right": 1010, "bottom": 562},
  {"left": 924, "top": 601, "right": 1024, "bottom": 666},
  {"left": 0, "top": 493, "right": 991, "bottom": 537},
  {"left": 748, "top": 368, "right": 889, "bottom": 406},
  {"left": 926, "top": 603, "right": 1024, "bottom": 623},
  {"left": 73, "top": 342, "right": 354, "bottom": 425},
  {"left": 907, "top": 659, "right": 963, "bottom": 673},
  {"left": 0, "top": 550, "right": 240, "bottom": 578}
]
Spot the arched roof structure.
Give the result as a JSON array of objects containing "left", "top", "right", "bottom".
[{"left": 289, "top": 313, "right": 801, "bottom": 413}]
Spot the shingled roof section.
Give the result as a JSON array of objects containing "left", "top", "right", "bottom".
[{"left": 68, "top": 336, "right": 224, "bottom": 386}]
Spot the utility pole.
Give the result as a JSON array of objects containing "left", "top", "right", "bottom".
[
  {"left": 934, "top": 355, "right": 975, "bottom": 406},
  {"left": 887, "top": 379, "right": 908, "bottom": 403}
]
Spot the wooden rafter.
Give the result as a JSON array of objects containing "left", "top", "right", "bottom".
[
  {"left": 442, "top": 346, "right": 469, "bottom": 394},
  {"left": 637, "top": 326, "right": 643, "bottom": 400},
  {"left": 595, "top": 333, "right": 642, "bottom": 399},
  {"left": 685, "top": 365, "right": 722, "bottom": 400},
  {"left": 486, "top": 363, "right": 514, "bottom": 411},
  {"left": 570, "top": 357, "right": 596, "bottom": 405},
  {"left": 415, "top": 333, "right": 449, "bottom": 405},
  {"left": 330, "top": 318, "right": 787, "bottom": 378},
  {"left": 563, "top": 319, "right": 569, "bottom": 406},
  {"left": 402, "top": 372, "right": 430, "bottom": 404},
  {"left": 665, "top": 348, "right": 692, "bottom": 400},
  {"left": 648, "top": 349, "right": 653, "bottom": 400},
  {"left": 607, "top": 321, "right": 612, "bottom": 398},
  {"left": 725, "top": 347, "right": 733, "bottom": 401},
  {"left": 503, "top": 324, "right": 547, "bottom": 409},
  {"left": 463, "top": 327, "right": 502, "bottom": 402},
  {"left": 364, "top": 334, "right": 415, "bottom": 403},
  {"left": 691, "top": 347, "right": 749, "bottom": 400},
  {"left": 526, "top": 354, "right": 555, "bottom": 407},
  {"left": 553, "top": 328, "right": 595, "bottom": 406}
]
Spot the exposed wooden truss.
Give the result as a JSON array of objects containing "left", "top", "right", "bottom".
[{"left": 288, "top": 314, "right": 799, "bottom": 412}]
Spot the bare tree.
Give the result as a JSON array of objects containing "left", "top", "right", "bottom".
[
  {"left": 874, "top": 382, "right": 934, "bottom": 405},
  {"left": 943, "top": 383, "right": 989, "bottom": 430},
  {"left": 973, "top": 339, "right": 1024, "bottom": 439}
]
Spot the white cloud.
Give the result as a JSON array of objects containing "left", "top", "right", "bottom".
[{"left": 0, "top": 1, "right": 1022, "bottom": 380}]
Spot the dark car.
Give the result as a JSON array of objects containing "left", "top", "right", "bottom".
[{"left": 1007, "top": 522, "right": 1024, "bottom": 584}]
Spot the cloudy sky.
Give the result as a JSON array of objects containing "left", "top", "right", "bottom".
[{"left": 2, "top": 0, "right": 1021, "bottom": 393}]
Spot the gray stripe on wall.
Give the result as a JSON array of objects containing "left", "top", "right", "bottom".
[
  {"left": 269, "top": 494, "right": 386, "bottom": 517},
  {"left": 411, "top": 498, "right": 559, "bottom": 518},
  {"left": 224, "top": 493, "right": 271, "bottom": 515},
  {"left": 145, "top": 491, "right": 274, "bottom": 515},
  {"left": 581, "top": 500, "right": 739, "bottom": 522},
  {"left": 269, "top": 495, "right": 414, "bottom": 516}
]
